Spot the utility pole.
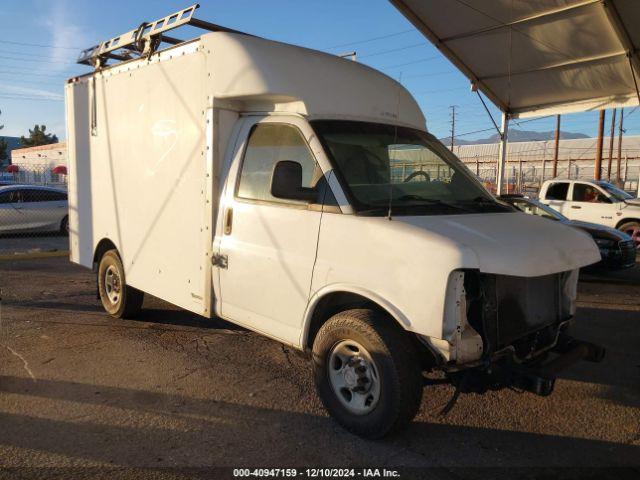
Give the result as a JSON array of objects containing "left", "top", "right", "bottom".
[
  {"left": 496, "top": 112, "right": 509, "bottom": 196},
  {"left": 449, "top": 105, "right": 457, "bottom": 150},
  {"left": 617, "top": 107, "right": 624, "bottom": 185},
  {"left": 552, "top": 114, "right": 560, "bottom": 178},
  {"left": 607, "top": 108, "right": 616, "bottom": 181},
  {"left": 594, "top": 109, "right": 605, "bottom": 180}
]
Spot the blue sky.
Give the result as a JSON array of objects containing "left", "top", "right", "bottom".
[{"left": 0, "top": 0, "right": 637, "bottom": 142}]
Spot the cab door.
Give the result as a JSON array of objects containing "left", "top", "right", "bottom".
[
  {"left": 568, "top": 182, "right": 617, "bottom": 227},
  {"left": 540, "top": 181, "right": 571, "bottom": 217},
  {"left": 215, "top": 116, "right": 329, "bottom": 345}
]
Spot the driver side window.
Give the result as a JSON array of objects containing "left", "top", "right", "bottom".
[
  {"left": 237, "top": 123, "right": 320, "bottom": 205},
  {"left": 573, "top": 184, "right": 608, "bottom": 203}
]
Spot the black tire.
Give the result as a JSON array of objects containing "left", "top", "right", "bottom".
[
  {"left": 60, "top": 215, "right": 69, "bottom": 236},
  {"left": 618, "top": 220, "right": 640, "bottom": 240},
  {"left": 97, "top": 249, "right": 144, "bottom": 319},
  {"left": 312, "top": 309, "right": 423, "bottom": 438}
]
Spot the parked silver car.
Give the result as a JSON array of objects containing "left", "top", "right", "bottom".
[{"left": 0, "top": 185, "right": 68, "bottom": 234}]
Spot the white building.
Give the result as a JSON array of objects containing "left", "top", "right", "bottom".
[
  {"left": 9, "top": 142, "right": 67, "bottom": 185},
  {"left": 450, "top": 135, "right": 640, "bottom": 193}
]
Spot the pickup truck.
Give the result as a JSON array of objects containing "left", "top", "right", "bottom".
[
  {"left": 65, "top": 6, "right": 605, "bottom": 438},
  {"left": 539, "top": 179, "right": 640, "bottom": 248},
  {"left": 500, "top": 194, "right": 636, "bottom": 270}
]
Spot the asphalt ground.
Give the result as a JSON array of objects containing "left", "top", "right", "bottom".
[
  {"left": 0, "top": 257, "right": 638, "bottom": 479},
  {"left": 0, "top": 234, "right": 68, "bottom": 257}
]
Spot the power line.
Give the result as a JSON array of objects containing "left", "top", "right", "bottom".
[
  {"left": 378, "top": 55, "right": 442, "bottom": 70},
  {"left": 0, "top": 70, "right": 69, "bottom": 78},
  {"left": 0, "top": 94, "right": 63, "bottom": 102},
  {"left": 358, "top": 42, "right": 425, "bottom": 59},
  {"left": 0, "top": 49, "right": 64, "bottom": 59},
  {"left": 0, "top": 39, "right": 77, "bottom": 50},
  {"left": 403, "top": 70, "right": 459, "bottom": 80},
  {"left": 453, "top": 126, "right": 496, "bottom": 138},
  {"left": 323, "top": 29, "right": 414, "bottom": 50},
  {"left": 414, "top": 86, "right": 469, "bottom": 95},
  {"left": 0, "top": 54, "right": 77, "bottom": 65}
]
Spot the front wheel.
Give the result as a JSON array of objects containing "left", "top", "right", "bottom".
[
  {"left": 97, "top": 249, "right": 144, "bottom": 318},
  {"left": 618, "top": 221, "right": 640, "bottom": 249},
  {"left": 312, "top": 309, "right": 423, "bottom": 438}
]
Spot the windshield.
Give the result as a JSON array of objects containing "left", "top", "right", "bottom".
[
  {"left": 595, "top": 181, "right": 633, "bottom": 201},
  {"left": 312, "top": 120, "right": 511, "bottom": 215},
  {"left": 509, "top": 198, "right": 567, "bottom": 221}
]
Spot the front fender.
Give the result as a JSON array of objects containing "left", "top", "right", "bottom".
[{"left": 300, "top": 283, "right": 413, "bottom": 348}]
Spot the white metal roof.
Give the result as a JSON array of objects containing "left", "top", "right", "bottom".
[
  {"left": 202, "top": 33, "right": 426, "bottom": 129},
  {"left": 390, "top": 0, "right": 640, "bottom": 118},
  {"left": 452, "top": 134, "right": 640, "bottom": 160}
]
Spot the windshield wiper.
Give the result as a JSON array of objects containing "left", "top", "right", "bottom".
[
  {"left": 466, "top": 195, "right": 496, "bottom": 204},
  {"left": 396, "top": 195, "right": 475, "bottom": 212},
  {"left": 463, "top": 195, "right": 513, "bottom": 212}
]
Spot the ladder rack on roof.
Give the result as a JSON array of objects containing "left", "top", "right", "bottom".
[{"left": 77, "top": 3, "right": 247, "bottom": 69}]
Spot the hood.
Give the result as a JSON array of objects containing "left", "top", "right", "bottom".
[
  {"left": 565, "top": 219, "right": 631, "bottom": 241},
  {"left": 397, "top": 212, "right": 601, "bottom": 277}
]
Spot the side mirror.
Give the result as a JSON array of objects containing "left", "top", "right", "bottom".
[{"left": 271, "top": 160, "right": 317, "bottom": 203}]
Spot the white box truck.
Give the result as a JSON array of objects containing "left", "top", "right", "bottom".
[{"left": 66, "top": 5, "right": 605, "bottom": 438}]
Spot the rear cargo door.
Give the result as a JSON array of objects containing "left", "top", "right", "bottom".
[{"left": 216, "top": 115, "right": 324, "bottom": 345}]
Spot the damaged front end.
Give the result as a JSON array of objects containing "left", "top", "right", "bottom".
[{"left": 427, "top": 269, "right": 605, "bottom": 400}]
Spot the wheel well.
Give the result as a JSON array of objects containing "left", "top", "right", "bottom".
[
  {"left": 93, "top": 238, "right": 117, "bottom": 271},
  {"left": 305, "top": 291, "right": 437, "bottom": 369},
  {"left": 615, "top": 218, "right": 640, "bottom": 230}
]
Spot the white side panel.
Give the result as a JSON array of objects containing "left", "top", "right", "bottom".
[
  {"left": 66, "top": 81, "right": 91, "bottom": 265},
  {"left": 67, "top": 49, "right": 212, "bottom": 316}
]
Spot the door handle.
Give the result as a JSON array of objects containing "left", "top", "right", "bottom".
[
  {"left": 223, "top": 207, "right": 233, "bottom": 235},
  {"left": 571, "top": 205, "right": 582, "bottom": 209}
]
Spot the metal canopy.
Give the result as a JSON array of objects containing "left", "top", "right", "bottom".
[{"left": 390, "top": 0, "right": 640, "bottom": 118}]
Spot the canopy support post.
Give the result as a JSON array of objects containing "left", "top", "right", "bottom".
[{"left": 496, "top": 112, "right": 509, "bottom": 196}]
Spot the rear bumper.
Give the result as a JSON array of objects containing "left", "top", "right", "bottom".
[{"left": 445, "top": 334, "right": 605, "bottom": 397}]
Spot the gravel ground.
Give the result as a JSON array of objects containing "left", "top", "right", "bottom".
[{"left": 0, "top": 257, "right": 638, "bottom": 478}]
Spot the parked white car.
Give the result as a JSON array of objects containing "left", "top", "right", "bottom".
[
  {"left": 539, "top": 179, "right": 640, "bottom": 247},
  {"left": 0, "top": 185, "right": 69, "bottom": 234}
]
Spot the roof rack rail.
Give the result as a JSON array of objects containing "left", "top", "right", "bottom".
[{"left": 77, "top": 3, "right": 247, "bottom": 69}]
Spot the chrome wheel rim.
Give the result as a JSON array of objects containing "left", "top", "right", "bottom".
[
  {"left": 104, "top": 265, "right": 121, "bottom": 305},
  {"left": 328, "top": 340, "right": 380, "bottom": 415}
]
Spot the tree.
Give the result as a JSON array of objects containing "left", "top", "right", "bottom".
[
  {"left": 0, "top": 138, "right": 7, "bottom": 163},
  {"left": 19, "top": 124, "right": 58, "bottom": 147}
]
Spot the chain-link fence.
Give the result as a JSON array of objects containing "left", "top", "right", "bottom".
[
  {"left": 0, "top": 165, "right": 69, "bottom": 255},
  {"left": 459, "top": 155, "right": 640, "bottom": 198}
]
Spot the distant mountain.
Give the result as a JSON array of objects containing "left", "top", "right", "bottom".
[{"left": 441, "top": 129, "right": 590, "bottom": 145}]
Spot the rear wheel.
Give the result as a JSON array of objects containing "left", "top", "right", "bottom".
[
  {"left": 312, "top": 309, "right": 423, "bottom": 438},
  {"left": 97, "top": 249, "right": 144, "bottom": 318}
]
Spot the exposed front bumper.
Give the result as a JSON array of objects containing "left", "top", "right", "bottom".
[{"left": 446, "top": 334, "right": 605, "bottom": 397}]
